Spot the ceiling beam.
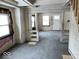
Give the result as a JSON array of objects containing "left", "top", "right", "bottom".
[{"left": 23, "top": 0, "right": 34, "bottom": 7}]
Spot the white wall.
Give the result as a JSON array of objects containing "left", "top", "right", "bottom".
[
  {"left": 15, "top": 7, "right": 30, "bottom": 43},
  {"left": 63, "top": 9, "right": 70, "bottom": 30},
  {"left": 69, "top": 7, "right": 79, "bottom": 59},
  {"left": 23, "top": 7, "right": 30, "bottom": 41},
  {"left": 37, "top": 13, "right": 63, "bottom": 31},
  {"left": 53, "top": 17, "right": 61, "bottom": 30},
  {"left": 29, "top": 4, "right": 70, "bottom": 31},
  {"left": 29, "top": 4, "right": 64, "bottom": 31}
]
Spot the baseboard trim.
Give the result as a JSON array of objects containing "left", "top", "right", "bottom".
[{"left": 68, "top": 49, "right": 76, "bottom": 59}]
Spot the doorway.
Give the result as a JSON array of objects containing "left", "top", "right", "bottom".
[{"left": 52, "top": 15, "right": 61, "bottom": 30}]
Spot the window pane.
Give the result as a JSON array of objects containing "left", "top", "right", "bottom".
[
  {"left": 32, "top": 16, "right": 35, "bottom": 23},
  {"left": 32, "top": 23, "right": 34, "bottom": 27},
  {"left": 43, "top": 16, "right": 49, "bottom": 25},
  {"left": 53, "top": 15, "right": 60, "bottom": 20},
  {"left": 0, "top": 26, "right": 10, "bottom": 37},
  {"left": 0, "top": 14, "right": 9, "bottom": 25},
  {"left": 32, "top": 16, "right": 35, "bottom": 27}
]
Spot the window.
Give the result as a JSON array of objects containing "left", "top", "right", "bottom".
[
  {"left": 32, "top": 16, "right": 35, "bottom": 27},
  {"left": 0, "top": 14, "right": 10, "bottom": 37},
  {"left": 43, "top": 16, "right": 49, "bottom": 26}
]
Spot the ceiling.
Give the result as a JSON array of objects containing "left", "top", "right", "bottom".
[
  {"left": 15, "top": 0, "right": 28, "bottom": 6},
  {"left": 15, "top": 0, "right": 69, "bottom": 6},
  {"left": 34, "top": 0, "right": 68, "bottom": 5},
  {"left": 15, "top": 0, "right": 36, "bottom": 6}
]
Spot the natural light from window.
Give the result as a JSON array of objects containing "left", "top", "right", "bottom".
[
  {"left": 53, "top": 15, "right": 60, "bottom": 20},
  {"left": 32, "top": 16, "right": 35, "bottom": 27},
  {"left": 0, "top": 14, "right": 10, "bottom": 37},
  {"left": 43, "top": 16, "right": 49, "bottom": 26}
]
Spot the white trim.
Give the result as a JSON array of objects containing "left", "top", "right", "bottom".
[
  {"left": 22, "top": 0, "right": 33, "bottom": 7},
  {"left": 68, "top": 49, "right": 76, "bottom": 59}
]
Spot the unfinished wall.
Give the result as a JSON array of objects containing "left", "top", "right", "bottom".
[
  {"left": 23, "top": 7, "right": 30, "bottom": 41},
  {"left": 30, "top": 4, "right": 64, "bottom": 13},
  {"left": 69, "top": 7, "right": 79, "bottom": 59},
  {"left": 15, "top": 7, "right": 30, "bottom": 43},
  {"left": 0, "top": 5, "right": 17, "bottom": 44},
  {"left": 0, "top": 1, "right": 29, "bottom": 44},
  {"left": 0, "top": 0, "right": 31, "bottom": 54},
  {"left": 37, "top": 13, "right": 63, "bottom": 31},
  {"left": 0, "top": 5, "right": 17, "bottom": 54},
  {"left": 29, "top": 4, "right": 65, "bottom": 31},
  {"left": 29, "top": 4, "right": 70, "bottom": 31},
  {"left": 37, "top": 13, "right": 51, "bottom": 31},
  {"left": 63, "top": 9, "right": 70, "bottom": 30}
]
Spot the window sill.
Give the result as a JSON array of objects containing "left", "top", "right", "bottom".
[{"left": 0, "top": 34, "right": 13, "bottom": 40}]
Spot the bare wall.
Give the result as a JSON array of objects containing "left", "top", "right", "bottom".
[
  {"left": 69, "top": 7, "right": 79, "bottom": 59},
  {"left": 37, "top": 13, "right": 63, "bottom": 31},
  {"left": 29, "top": 4, "right": 69, "bottom": 31}
]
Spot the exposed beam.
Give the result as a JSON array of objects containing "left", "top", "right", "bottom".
[{"left": 23, "top": 0, "right": 34, "bottom": 7}]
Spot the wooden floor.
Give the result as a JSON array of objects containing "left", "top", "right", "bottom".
[{"left": 0, "top": 31, "right": 70, "bottom": 59}]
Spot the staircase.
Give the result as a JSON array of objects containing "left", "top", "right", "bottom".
[
  {"left": 28, "top": 30, "right": 39, "bottom": 45},
  {"left": 70, "top": 0, "right": 79, "bottom": 24},
  {"left": 60, "top": 30, "right": 69, "bottom": 43},
  {"left": 28, "top": 14, "right": 39, "bottom": 45}
]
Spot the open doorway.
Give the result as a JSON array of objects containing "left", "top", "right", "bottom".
[{"left": 52, "top": 15, "right": 61, "bottom": 30}]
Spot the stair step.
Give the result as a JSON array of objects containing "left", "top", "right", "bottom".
[
  {"left": 31, "top": 36, "right": 37, "bottom": 38},
  {"left": 31, "top": 34, "right": 37, "bottom": 37},
  {"left": 28, "top": 42, "right": 37, "bottom": 45},
  {"left": 30, "top": 30, "right": 37, "bottom": 32},
  {"left": 32, "top": 32, "right": 37, "bottom": 34},
  {"left": 30, "top": 38, "right": 39, "bottom": 42}
]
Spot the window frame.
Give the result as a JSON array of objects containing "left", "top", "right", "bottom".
[
  {"left": 42, "top": 15, "right": 50, "bottom": 26},
  {"left": 0, "top": 9, "right": 14, "bottom": 40},
  {"left": 32, "top": 15, "right": 35, "bottom": 28}
]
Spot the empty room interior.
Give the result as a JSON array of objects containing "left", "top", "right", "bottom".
[{"left": 0, "top": 0, "right": 79, "bottom": 59}]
